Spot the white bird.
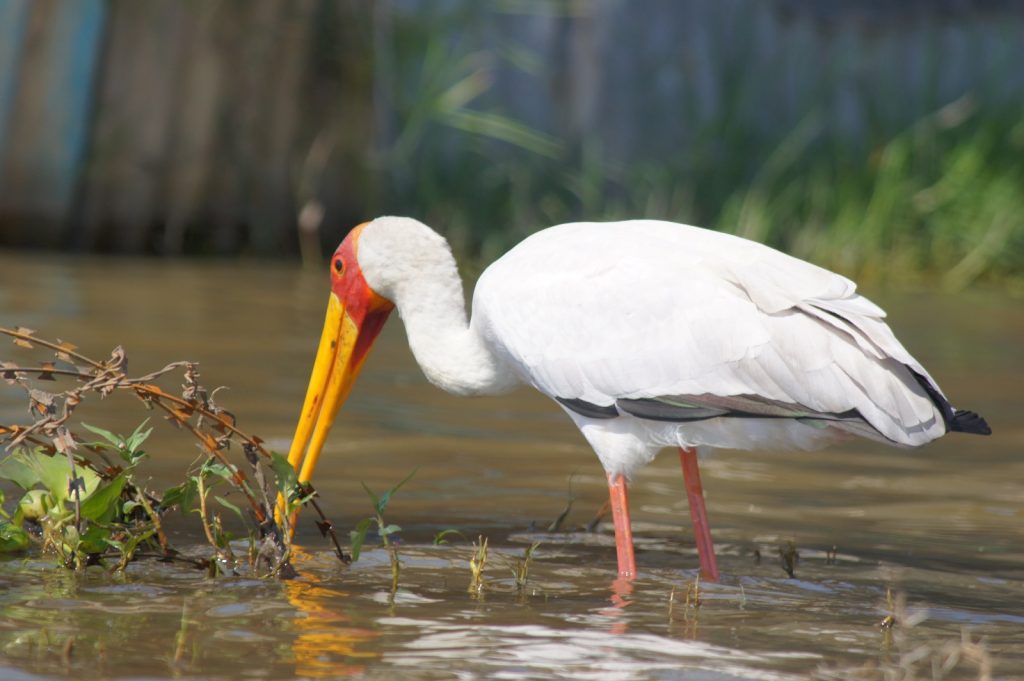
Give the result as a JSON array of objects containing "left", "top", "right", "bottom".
[{"left": 285, "top": 216, "right": 990, "bottom": 581}]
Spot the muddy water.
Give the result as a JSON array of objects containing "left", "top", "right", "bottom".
[{"left": 0, "top": 252, "right": 1020, "bottom": 680}]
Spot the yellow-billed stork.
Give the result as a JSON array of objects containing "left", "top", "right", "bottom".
[{"left": 285, "top": 217, "right": 991, "bottom": 581}]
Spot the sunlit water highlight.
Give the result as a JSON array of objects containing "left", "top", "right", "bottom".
[{"left": 0, "top": 253, "right": 1020, "bottom": 679}]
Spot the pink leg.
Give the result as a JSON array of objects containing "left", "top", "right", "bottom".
[
  {"left": 606, "top": 472, "right": 637, "bottom": 580},
  {"left": 679, "top": 446, "right": 720, "bottom": 582}
]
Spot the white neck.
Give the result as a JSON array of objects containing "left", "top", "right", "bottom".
[
  {"left": 357, "top": 217, "right": 517, "bottom": 396},
  {"left": 396, "top": 270, "right": 515, "bottom": 396}
]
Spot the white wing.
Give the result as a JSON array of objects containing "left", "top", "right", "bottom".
[{"left": 472, "top": 220, "right": 948, "bottom": 447}]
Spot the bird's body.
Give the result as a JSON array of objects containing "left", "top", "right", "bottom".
[
  {"left": 289, "top": 216, "right": 990, "bottom": 582},
  {"left": 474, "top": 220, "right": 950, "bottom": 474}
]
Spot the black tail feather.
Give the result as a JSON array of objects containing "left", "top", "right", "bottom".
[
  {"left": 950, "top": 409, "right": 992, "bottom": 435},
  {"left": 909, "top": 368, "right": 992, "bottom": 436}
]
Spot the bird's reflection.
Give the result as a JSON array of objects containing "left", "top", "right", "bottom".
[
  {"left": 601, "top": 577, "right": 635, "bottom": 635},
  {"left": 285, "top": 550, "right": 379, "bottom": 678}
]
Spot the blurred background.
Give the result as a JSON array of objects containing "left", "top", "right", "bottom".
[{"left": 0, "top": 0, "right": 1022, "bottom": 289}]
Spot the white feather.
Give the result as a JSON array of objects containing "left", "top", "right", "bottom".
[
  {"left": 471, "top": 220, "right": 945, "bottom": 473},
  {"left": 359, "top": 217, "right": 950, "bottom": 477}
]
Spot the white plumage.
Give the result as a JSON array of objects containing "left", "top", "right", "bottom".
[
  {"left": 470, "top": 220, "right": 944, "bottom": 473},
  {"left": 340, "top": 216, "right": 988, "bottom": 580}
]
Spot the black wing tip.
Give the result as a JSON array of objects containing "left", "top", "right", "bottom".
[
  {"left": 950, "top": 409, "right": 992, "bottom": 436},
  {"left": 908, "top": 369, "right": 992, "bottom": 437},
  {"left": 556, "top": 397, "right": 618, "bottom": 420}
]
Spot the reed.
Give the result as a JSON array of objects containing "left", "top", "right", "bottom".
[
  {"left": 378, "top": 98, "right": 1023, "bottom": 289},
  {"left": 371, "top": 5, "right": 1023, "bottom": 288}
]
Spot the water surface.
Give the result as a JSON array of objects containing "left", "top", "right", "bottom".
[{"left": 0, "top": 253, "right": 1020, "bottom": 679}]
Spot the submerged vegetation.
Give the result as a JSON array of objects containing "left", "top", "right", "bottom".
[
  {"left": 350, "top": 471, "right": 417, "bottom": 593},
  {"left": 0, "top": 328, "right": 1009, "bottom": 677},
  {"left": 0, "top": 324, "right": 549, "bottom": 596},
  {"left": 818, "top": 589, "right": 994, "bottom": 680},
  {"left": 0, "top": 326, "right": 347, "bottom": 576}
]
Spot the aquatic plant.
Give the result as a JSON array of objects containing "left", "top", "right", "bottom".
[
  {"left": 819, "top": 589, "right": 994, "bottom": 680},
  {"left": 350, "top": 470, "right": 416, "bottom": 593},
  {"left": 432, "top": 528, "right": 539, "bottom": 593},
  {"left": 546, "top": 474, "right": 576, "bottom": 532},
  {"left": 0, "top": 326, "right": 346, "bottom": 576},
  {"left": 668, "top": 575, "right": 703, "bottom": 623},
  {"left": 468, "top": 534, "right": 488, "bottom": 595},
  {"left": 778, "top": 540, "right": 800, "bottom": 578},
  {"left": 432, "top": 528, "right": 469, "bottom": 545},
  {"left": 510, "top": 541, "right": 541, "bottom": 592}
]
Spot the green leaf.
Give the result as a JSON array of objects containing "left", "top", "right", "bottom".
[
  {"left": 213, "top": 496, "right": 245, "bottom": 523},
  {"left": 111, "top": 528, "right": 155, "bottom": 564},
  {"left": 293, "top": 488, "right": 318, "bottom": 509},
  {"left": 0, "top": 522, "right": 29, "bottom": 553},
  {"left": 125, "top": 420, "right": 153, "bottom": 455},
  {"left": 62, "top": 525, "right": 80, "bottom": 551},
  {"left": 360, "top": 481, "right": 380, "bottom": 511},
  {"left": 270, "top": 452, "right": 299, "bottom": 500},
  {"left": 214, "top": 531, "right": 235, "bottom": 549},
  {"left": 379, "top": 524, "right": 401, "bottom": 537},
  {"left": 159, "top": 483, "right": 185, "bottom": 509},
  {"left": 160, "top": 479, "right": 198, "bottom": 513},
  {"left": 80, "top": 474, "right": 127, "bottom": 523},
  {"left": 17, "top": 489, "right": 53, "bottom": 521},
  {"left": 82, "top": 421, "right": 152, "bottom": 465},
  {"left": 22, "top": 450, "right": 100, "bottom": 504},
  {"left": 436, "top": 69, "right": 490, "bottom": 115},
  {"left": 349, "top": 517, "right": 373, "bottom": 562},
  {"left": 376, "top": 468, "right": 417, "bottom": 515},
  {"left": 201, "top": 462, "right": 234, "bottom": 482},
  {"left": 80, "top": 422, "right": 123, "bottom": 448},
  {"left": 79, "top": 525, "right": 111, "bottom": 554},
  {"left": 0, "top": 452, "right": 41, "bottom": 491},
  {"left": 432, "top": 528, "right": 466, "bottom": 545},
  {"left": 444, "top": 109, "right": 563, "bottom": 158}
]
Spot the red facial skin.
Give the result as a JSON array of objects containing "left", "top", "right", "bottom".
[{"left": 330, "top": 223, "right": 395, "bottom": 367}]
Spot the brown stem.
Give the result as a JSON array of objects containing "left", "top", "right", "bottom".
[
  {"left": 148, "top": 398, "right": 267, "bottom": 524},
  {"left": 134, "top": 384, "right": 272, "bottom": 460},
  {"left": 0, "top": 327, "right": 106, "bottom": 370},
  {"left": 0, "top": 427, "right": 115, "bottom": 478},
  {"left": 196, "top": 473, "right": 234, "bottom": 566},
  {"left": 0, "top": 367, "right": 95, "bottom": 380},
  {"left": 133, "top": 487, "right": 171, "bottom": 554},
  {"left": 0, "top": 329, "right": 304, "bottom": 573},
  {"left": 303, "top": 487, "right": 350, "bottom": 564}
]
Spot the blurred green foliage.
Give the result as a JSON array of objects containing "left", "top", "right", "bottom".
[
  {"left": 380, "top": 89, "right": 1023, "bottom": 288},
  {"left": 715, "top": 101, "right": 1024, "bottom": 290},
  {"left": 371, "top": 6, "right": 1024, "bottom": 289},
  {"left": 10, "top": 0, "right": 1017, "bottom": 287}
]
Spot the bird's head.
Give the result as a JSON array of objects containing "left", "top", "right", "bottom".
[
  {"left": 285, "top": 216, "right": 456, "bottom": 490},
  {"left": 285, "top": 220, "right": 396, "bottom": 486}
]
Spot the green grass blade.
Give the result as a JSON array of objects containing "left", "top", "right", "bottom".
[{"left": 350, "top": 517, "right": 374, "bottom": 562}]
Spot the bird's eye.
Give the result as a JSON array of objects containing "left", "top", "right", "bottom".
[{"left": 334, "top": 258, "right": 344, "bottom": 273}]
